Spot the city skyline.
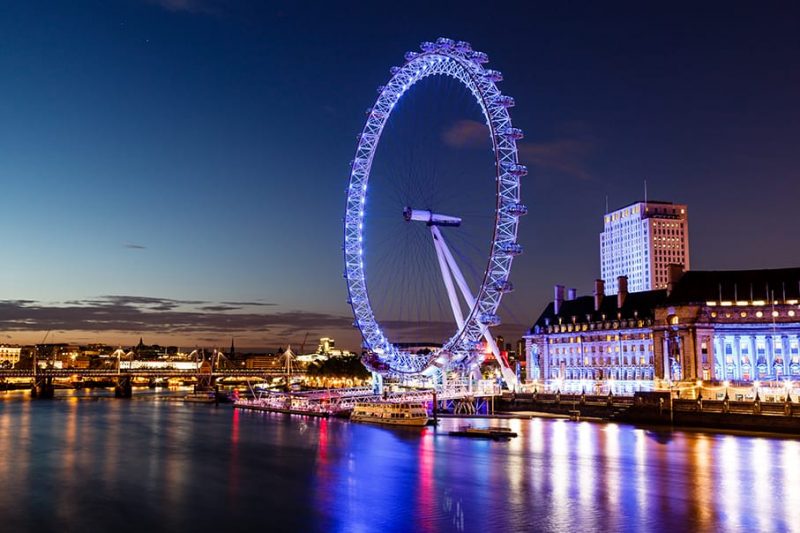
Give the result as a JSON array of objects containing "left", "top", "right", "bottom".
[{"left": 2, "top": 1, "right": 799, "bottom": 350}]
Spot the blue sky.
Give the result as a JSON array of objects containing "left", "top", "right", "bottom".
[{"left": 0, "top": 1, "right": 798, "bottom": 350}]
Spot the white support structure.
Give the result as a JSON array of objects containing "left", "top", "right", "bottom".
[
  {"left": 430, "top": 225, "right": 518, "bottom": 390},
  {"left": 432, "top": 227, "right": 465, "bottom": 330}
]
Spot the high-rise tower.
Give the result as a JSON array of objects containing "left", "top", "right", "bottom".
[{"left": 600, "top": 201, "right": 690, "bottom": 294}]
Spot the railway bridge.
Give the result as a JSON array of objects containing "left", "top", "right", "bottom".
[{"left": 0, "top": 368, "right": 291, "bottom": 398}]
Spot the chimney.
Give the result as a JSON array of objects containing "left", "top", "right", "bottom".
[
  {"left": 667, "top": 264, "right": 685, "bottom": 296},
  {"left": 593, "top": 279, "right": 605, "bottom": 312},
  {"left": 617, "top": 275, "right": 628, "bottom": 308},
  {"left": 554, "top": 284, "right": 565, "bottom": 315},
  {"left": 567, "top": 288, "right": 577, "bottom": 301}
]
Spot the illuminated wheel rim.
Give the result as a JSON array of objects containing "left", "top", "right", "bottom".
[{"left": 343, "top": 38, "right": 526, "bottom": 376}]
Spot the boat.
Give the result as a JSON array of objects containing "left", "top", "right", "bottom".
[
  {"left": 233, "top": 394, "right": 332, "bottom": 417},
  {"left": 350, "top": 401, "right": 429, "bottom": 427},
  {"left": 183, "top": 391, "right": 217, "bottom": 403},
  {"left": 448, "top": 425, "right": 518, "bottom": 439}
]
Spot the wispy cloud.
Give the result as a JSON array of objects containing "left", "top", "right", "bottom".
[
  {"left": 0, "top": 297, "right": 351, "bottom": 339},
  {"left": 0, "top": 296, "right": 525, "bottom": 349},
  {"left": 442, "top": 119, "right": 597, "bottom": 181},
  {"left": 221, "top": 301, "right": 275, "bottom": 307},
  {"left": 517, "top": 139, "right": 595, "bottom": 181},
  {"left": 124, "top": 242, "right": 146, "bottom": 250},
  {"left": 441, "top": 119, "right": 487, "bottom": 148}
]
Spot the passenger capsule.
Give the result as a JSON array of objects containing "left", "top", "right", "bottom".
[
  {"left": 484, "top": 69, "right": 503, "bottom": 82},
  {"left": 420, "top": 41, "right": 436, "bottom": 52},
  {"left": 470, "top": 51, "right": 489, "bottom": 63},
  {"left": 500, "top": 127, "right": 524, "bottom": 140},
  {"left": 504, "top": 202, "right": 529, "bottom": 216},
  {"left": 404, "top": 51, "right": 419, "bottom": 62},
  {"left": 493, "top": 95, "right": 515, "bottom": 108},
  {"left": 478, "top": 313, "right": 502, "bottom": 327},
  {"left": 492, "top": 280, "right": 515, "bottom": 293},
  {"left": 501, "top": 162, "right": 528, "bottom": 177},
  {"left": 436, "top": 37, "right": 455, "bottom": 49},
  {"left": 498, "top": 242, "right": 523, "bottom": 256}
]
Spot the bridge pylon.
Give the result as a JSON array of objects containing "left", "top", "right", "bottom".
[
  {"left": 31, "top": 376, "right": 54, "bottom": 399},
  {"left": 114, "top": 376, "right": 132, "bottom": 398}
]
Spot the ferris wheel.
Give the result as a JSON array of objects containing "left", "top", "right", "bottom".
[{"left": 343, "top": 38, "right": 527, "bottom": 388}]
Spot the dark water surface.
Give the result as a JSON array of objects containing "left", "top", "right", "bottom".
[{"left": 1, "top": 391, "right": 798, "bottom": 532}]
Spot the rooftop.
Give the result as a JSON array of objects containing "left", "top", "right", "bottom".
[
  {"left": 667, "top": 267, "right": 800, "bottom": 304},
  {"left": 531, "top": 289, "right": 667, "bottom": 333}
]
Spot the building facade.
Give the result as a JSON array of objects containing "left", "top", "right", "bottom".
[
  {"left": 525, "top": 267, "right": 800, "bottom": 387},
  {"left": 654, "top": 267, "right": 800, "bottom": 384},
  {"left": 600, "top": 201, "right": 690, "bottom": 294},
  {"left": 525, "top": 278, "right": 662, "bottom": 387},
  {"left": 0, "top": 345, "right": 22, "bottom": 367}
]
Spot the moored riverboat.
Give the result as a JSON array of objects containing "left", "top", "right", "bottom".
[
  {"left": 448, "top": 425, "right": 518, "bottom": 439},
  {"left": 350, "top": 401, "right": 428, "bottom": 427}
]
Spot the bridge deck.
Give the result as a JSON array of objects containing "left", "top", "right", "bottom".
[{"left": 0, "top": 369, "right": 291, "bottom": 379}]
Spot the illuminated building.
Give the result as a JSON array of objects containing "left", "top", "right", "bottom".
[
  {"left": 600, "top": 201, "right": 690, "bottom": 294},
  {"left": 525, "top": 267, "right": 800, "bottom": 387},
  {"left": 297, "top": 337, "right": 355, "bottom": 364},
  {"left": 654, "top": 266, "right": 800, "bottom": 383},
  {"left": 525, "top": 277, "right": 661, "bottom": 387},
  {"left": 318, "top": 337, "right": 335, "bottom": 354},
  {"left": 0, "top": 345, "right": 22, "bottom": 367}
]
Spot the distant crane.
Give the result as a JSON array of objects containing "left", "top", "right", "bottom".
[
  {"left": 34, "top": 330, "right": 52, "bottom": 370},
  {"left": 299, "top": 332, "right": 310, "bottom": 355}
]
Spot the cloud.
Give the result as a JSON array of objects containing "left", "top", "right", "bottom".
[
  {"left": 0, "top": 296, "right": 528, "bottom": 350},
  {"left": 0, "top": 298, "right": 351, "bottom": 337},
  {"left": 441, "top": 119, "right": 487, "bottom": 148},
  {"left": 442, "top": 119, "right": 597, "bottom": 181},
  {"left": 221, "top": 301, "right": 276, "bottom": 307},
  {"left": 124, "top": 242, "right": 146, "bottom": 250},
  {"left": 518, "top": 139, "right": 595, "bottom": 181},
  {"left": 199, "top": 305, "right": 242, "bottom": 312}
]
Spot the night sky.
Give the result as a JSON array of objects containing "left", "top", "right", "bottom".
[{"left": 1, "top": 1, "right": 798, "bottom": 351}]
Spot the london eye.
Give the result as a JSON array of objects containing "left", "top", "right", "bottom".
[{"left": 343, "top": 38, "right": 527, "bottom": 388}]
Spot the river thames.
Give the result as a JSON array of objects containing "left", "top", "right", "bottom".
[{"left": 1, "top": 390, "right": 798, "bottom": 532}]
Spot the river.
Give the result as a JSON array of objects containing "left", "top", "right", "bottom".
[{"left": 0, "top": 389, "right": 798, "bottom": 532}]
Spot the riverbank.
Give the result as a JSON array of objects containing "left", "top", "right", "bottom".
[{"left": 498, "top": 391, "right": 800, "bottom": 435}]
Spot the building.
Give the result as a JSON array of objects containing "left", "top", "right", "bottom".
[
  {"left": 654, "top": 266, "right": 800, "bottom": 383},
  {"left": 525, "top": 277, "right": 662, "bottom": 388},
  {"left": 0, "top": 345, "right": 22, "bottom": 367},
  {"left": 600, "top": 201, "right": 690, "bottom": 294},
  {"left": 525, "top": 267, "right": 800, "bottom": 388},
  {"left": 244, "top": 353, "right": 283, "bottom": 370}
]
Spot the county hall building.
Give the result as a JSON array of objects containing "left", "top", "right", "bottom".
[
  {"left": 525, "top": 267, "right": 800, "bottom": 386},
  {"left": 525, "top": 200, "right": 800, "bottom": 386}
]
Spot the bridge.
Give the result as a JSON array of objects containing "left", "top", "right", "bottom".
[{"left": 0, "top": 368, "right": 294, "bottom": 398}]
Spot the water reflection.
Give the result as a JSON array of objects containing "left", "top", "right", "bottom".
[{"left": 0, "top": 394, "right": 798, "bottom": 532}]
